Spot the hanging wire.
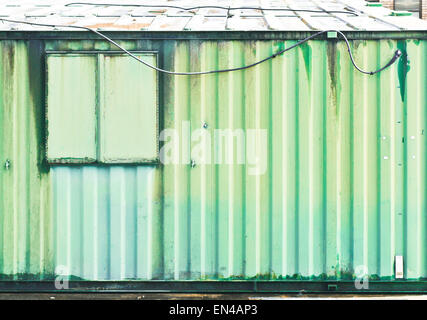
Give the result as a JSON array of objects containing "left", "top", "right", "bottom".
[
  {"left": 0, "top": 17, "right": 401, "bottom": 76},
  {"left": 64, "top": 2, "right": 360, "bottom": 16}
]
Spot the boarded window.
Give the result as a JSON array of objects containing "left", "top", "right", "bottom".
[
  {"left": 46, "top": 54, "right": 97, "bottom": 163},
  {"left": 46, "top": 52, "right": 158, "bottom": 164}
]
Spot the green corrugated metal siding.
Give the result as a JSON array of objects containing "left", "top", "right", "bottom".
[
  {"left": 0, "top": 41, "right": 53, "bottom": 279},
  {"left": 0, "top": 37, "right": 426, "bottom": 282}
]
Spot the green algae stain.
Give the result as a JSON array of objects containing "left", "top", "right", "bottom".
[
  {"left": 299, "top": 42, "right": 312, "bottom": 82},
  {"left": 327, "top": 42, "right": 341, "bottom": 117},
  {"left": 397, "top": 41, "right": 410, "bottom": 103}
]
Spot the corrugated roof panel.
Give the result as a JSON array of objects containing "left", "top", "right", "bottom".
[
  {"left": 0, "top": 0, "right": 426, "bottom": 31},
  {"left": 113, "top": 16, "right": 155, "bottom": 30},
  {"left": 345, "top": 16, "right": 400, "bottom": 31},
  {"left": 129, "top": 8, "right": 164, "bottom": 17},
  {"left": 71, "top": 16, "right": 120, "bottom": 30},
  {"left": 58, "top": 6, "right": 97, "bottom": 17},
  {"left": 264, "top": 15, "right": 312, "bottom": 31},
  {"left": 0, "top": 6, "right": 36, "bottom": 17},
  {"left": 148, "top": 15, "right": 191, "bottom": 31},
  {"left": 94, "top": 7, "right": 133, "bottom": 17},
  {"left": 304, "top": 15, "right": 356, "bottom": 31},
  {"left": 185, "top": 15, "right": 228, "bottom": 31},
  {"left": 381, "top": 16, "right": 427, "bottom": 30},
  {"left": 24, "top": 7, "right": 57, "bottom": 17},
  {"left": 227, "top": 16, "right": 269, "bottom": 30},
  {"left": 196, "top": 8, "right": 228, "bottom": 17}
]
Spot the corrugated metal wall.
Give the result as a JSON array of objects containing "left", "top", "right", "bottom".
[
  {"left": 0, "top": 38, "right": 426, "bottom": 281},
  {"left": 0, "top": 41, "right": 53, "bottom": 279}
]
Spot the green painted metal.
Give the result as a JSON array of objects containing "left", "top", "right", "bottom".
[
  {"left": 46, "top": 52, "right": 159, "bottom": 164},
  {"left": 47, "top": 53, "right": 97, "bottom": 163},
  {"left": 100, "top": 53, "right": 158, "bottom": 163},
  {"left": 390, "top": 11, "right": 414, "bottom": 16},
  {"left": 0, "top": 36, "right": 426, "bottom": 289}
]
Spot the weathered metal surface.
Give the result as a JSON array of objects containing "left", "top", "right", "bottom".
[
  {"left": 52, "top": 166, "right": 161, "bottom": 280},
  {"left": 1, "top": 0, "right": 427, "bottom": 31},
  {"left": 0, "top": 40, "right": 53, "bottom": 279},
  {"left": 0, "top": 280, "right": 427, "bottom": 293},
  {"left": 0, "top": 37, "right": 425, "bottom": 285},
  {"left": 100, "top": 53, "right": 158, "bottom": 163},
  {"left": 46, "top": 52, "right": 159, "bottom": 164},
  {"left": 47, "top": 53, "right": 97, "bottom": 162}
]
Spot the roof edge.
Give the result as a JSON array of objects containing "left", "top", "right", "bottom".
[{"left": 1, "top": 30, "right": 426, "bottom": 41}]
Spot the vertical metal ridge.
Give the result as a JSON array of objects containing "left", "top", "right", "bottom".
[
  {"left": 349, "top": 40, "right": 355, "bottom": 273},
  {"left": 415, "top": 41, "right": 423, "bottom": 278},
  {"left": 254, "top": 41, "right": 261, "bottom": 276},
  {"left": 39, "top": 174, "right": 46, "bottom": 278},
  {"left": 378, "top": 40, "right": 395, "bottom": 278},
  {"left": 119, "top": 168, "right": 126, "bottom": 279},
  {"left": 173, "top": 45, "right": 181, "bottom": 280},
  {"left": 270, "top": 39, "right": 284, "bottom": 278},
  {"left": 362, "top": 43, "right": 369, "bottom": 271},
  {"left": 308, "top": 42, "right": 314, "bottom": 277},
  {"left": 135, "top": 166, "right": 144, "bottom": 279},
  {"left": 421, "top": 41, "right": 427, "bottom": 278},
  {"left": 267, "top": 42, "right": 273, "bottom": 278},
  {"left": 21, "top": 43, "right": 31, "bottom": 276},
  {"left": 12, "top": 42, "right": 18, "bottom": 277},
  {"left": 389, "top": 42, "right": 396, "bottom": 278},
  {"left": 188, "top": 40, "right": 200, "bottom": 279},
  {"left": 201, "top": 43, "right": 207, "bottom": 276},
  {"left": 406, "top": 40, "right": 424, "bottom": 278},
  {"left": 241, "top": 42, "right": 247, "bottom": 278},
  {"left": 243, "top": 40, "right": 256, "bottom": 277},
  {"left": 280, "top": 40, "right": 288, "bottom": 277},
  {"left": 321, "top": 41, "right": 328, "bottom": 277},
  {"left": 402, "top": 46, "right": 408, "bottom": 278},
  {"left": 185, "top": 41, "right": 192, "bottom": 280},
  {"left": 65, "top": 168, "right": 72, "bottom": 277},
  {"left": 216, "top": 41, "right": 227, "bottom": 278},
  {"left": 213, "top": 42, "right": 219, "bottom": 279},
  {"left": 294, "top": 40, "right": 300, "bottom": 276},
  {"left": 227, "top": 42, "right": 234, "bottom": 278},
  {"left": 171, "top": 41, "right": 191, "bottom": 280},
  {"left": 335, "top": 41, "right": 345, "bottom": 278},
  {"left": 375, "top": 41, "right": 382, "bottom": 276},
  {"left": 93, "top": 167, "right": 99, "bottom": 280}
]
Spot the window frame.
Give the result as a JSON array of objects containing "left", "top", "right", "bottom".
[{"left": 45, "top": 50, "right": 160, "bottom": 165}]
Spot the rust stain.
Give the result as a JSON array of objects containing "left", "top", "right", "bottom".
[
  {"left": 84, "top": 22, "right": 151, "bottom": 30},
  {"left": 149, "top": 9, "right": 167, "bottom": 14}
]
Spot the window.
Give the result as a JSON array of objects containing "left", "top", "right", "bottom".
[{"left": 46, "top": 52, "right": 158, "bottom": 164}]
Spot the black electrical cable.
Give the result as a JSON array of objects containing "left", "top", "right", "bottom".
[
  {"left": 0, "top": 17, "right": 401, "bottom": 76},
  {"left": 65, "top": 2, "right": 360, "bottom": 16}
]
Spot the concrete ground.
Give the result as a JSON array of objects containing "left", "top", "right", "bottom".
[{"left": 0, "top": 293, "right": 426, "bottom": 300}]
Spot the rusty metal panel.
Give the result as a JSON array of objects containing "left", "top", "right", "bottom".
[
  {"left": 46, "top": 53, "right": 97, "bottom": 163},
  {"left": 0, "top": 37, "right": 426, "bottom": 285}
]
